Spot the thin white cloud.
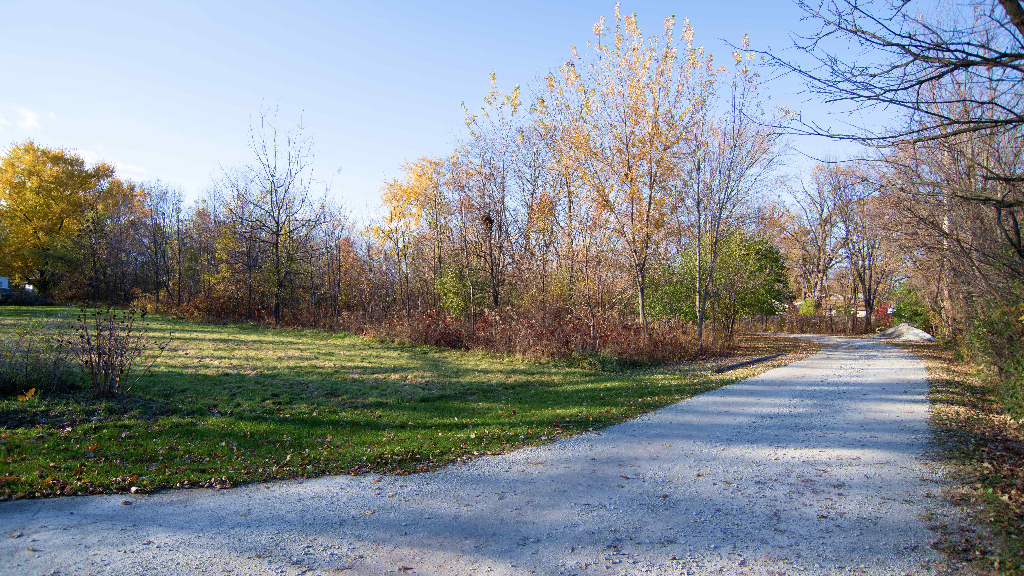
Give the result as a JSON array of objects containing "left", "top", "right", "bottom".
[
  {"left": 76, "top": 150, "right": 150, "bottom": 181},
  {"left": 115, "top": 162, "right": 150, "bottom": 181},
  {"left": 48, "top": 112, "right": 56, "bottom": 120},
  {"left": 0, "top": 113, "right": 7, "bottom": 126},
  {"left": 76, "top": 150, "right": 101, "bottom": 165},
  {"left": 16, "top": 108, "right": 40, "bottom": 131}
]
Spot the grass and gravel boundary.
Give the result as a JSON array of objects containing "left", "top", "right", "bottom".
[
  {"left": 901, "top": 342, "right": 1024, "bottom": 575},
  {"left": 0, "top": 306, "right": 819, "bottom": 502}
]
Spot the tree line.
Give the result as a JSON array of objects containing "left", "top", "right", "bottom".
[{"left": 2, "top": 3, "right": 1020, "bottom": 368}]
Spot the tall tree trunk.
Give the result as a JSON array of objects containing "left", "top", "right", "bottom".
[{"left": 636, "top": 267, "right": 648, "bottom": 336}]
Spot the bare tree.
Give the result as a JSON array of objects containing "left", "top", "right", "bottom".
[
  {"left": 837, "top": 181, "right": 902, "bottom": 332},
  {"left": 785, "top": 164, "right": 848, "bottom": 308},
  {"left": 777, "top": 0, "right": 1024, "bottom": 146},
  {"left": 678, "top": 46, "right": 785, "bottom": 350},
  {"left": 216, "top": 168, "right": 265, "bottom": 319},
  {"left": 242, "top": 112, "right": 328, "bottom": 323},
  {"left": 141, "top": 181, "right": 181, "bottom": 304},
  {"left": 770, "top": 0, "right": 1024, "bottom": 276}
]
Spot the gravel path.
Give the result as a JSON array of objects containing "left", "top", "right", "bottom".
[{"left": 0, "top": 336, "right": 963, "bottom": 576}]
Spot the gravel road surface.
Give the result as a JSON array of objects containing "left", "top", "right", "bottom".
[{"left": 0, "top": 336, "right": 964, "bottom": 575}]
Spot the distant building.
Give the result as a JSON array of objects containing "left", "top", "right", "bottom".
[{"left": 0, "top": 276, "right": 10, "bottom": 295}]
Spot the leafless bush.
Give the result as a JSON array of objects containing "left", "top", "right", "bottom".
[
  {"left": 364, "top": 308, "right": 708, "bottom": 366},
  {"left": 71, "top": 307, "right": 166, "bottom": 397}
]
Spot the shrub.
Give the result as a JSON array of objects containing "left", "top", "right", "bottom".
[
  {"left": 70, "top": 307, "right": 165, "bottom": 397},
  {"left": 892, "top": 285, "right": 934, "bottom": 333},
  {"left": 365, "top": 307, "right": 703, "bottom": 365},
  {"left": 0, "top": 290, "right": 54, "bottom": 307},
  {"left": 798, "top": 299, "right": 817, "bottom": 316},
  {"left": 964, "top": 304, "right": 1024, "bottom": 418},
  {"left": 0, "top": 315, "right": 78, "bottom": 397},
  {"left": 873, "top": 305, "right": 894, "bottom": 331}
]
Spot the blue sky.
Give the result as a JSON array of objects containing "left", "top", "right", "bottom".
[{"left": 0, "top": 1, "right": 854, "bottom": 213}]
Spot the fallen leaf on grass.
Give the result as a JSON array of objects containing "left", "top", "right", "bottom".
[{"left": 398, "top": 566, "right": 414, "bottom": 572}]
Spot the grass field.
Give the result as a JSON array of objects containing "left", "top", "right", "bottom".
[{"left": 0, "top": 306, "right": 817, "bottom": 500}]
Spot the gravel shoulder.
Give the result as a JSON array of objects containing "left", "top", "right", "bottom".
[{"left": 0, "top": 336, "right": 967, "bottom": 576}]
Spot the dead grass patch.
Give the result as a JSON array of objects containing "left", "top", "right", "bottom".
[{"left": 902, "top": 342, "right": 1024, "bottom": 575}]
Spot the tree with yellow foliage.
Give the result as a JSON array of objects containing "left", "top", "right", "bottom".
[
  {"left": 0, "top": 141, "right": 118, "bottom": 295},
  {"left": 543, "top": 5, "right": 715, "bottom": 333},
  {"left": 376, "top": 156, "right": 449, "bottom": 311}
]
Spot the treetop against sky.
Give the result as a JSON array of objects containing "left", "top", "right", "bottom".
[{"left": 0, "top": 0, "right": 854, "bottom": 212}]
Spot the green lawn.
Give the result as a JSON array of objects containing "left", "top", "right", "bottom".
[{"left": 0, "top": 306, "right": 815, "bottom": 499}]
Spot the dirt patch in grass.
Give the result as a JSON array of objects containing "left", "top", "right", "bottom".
[
  {"left": 0, "top": 306, "right": 818, "bottom": 501},
  {"left": 902, "top": 342, "right": 1024, "bottom": 575}
]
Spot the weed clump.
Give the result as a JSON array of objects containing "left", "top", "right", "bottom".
[{"left": 0, "top": 314, "right": 77, "bottom": 398}]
